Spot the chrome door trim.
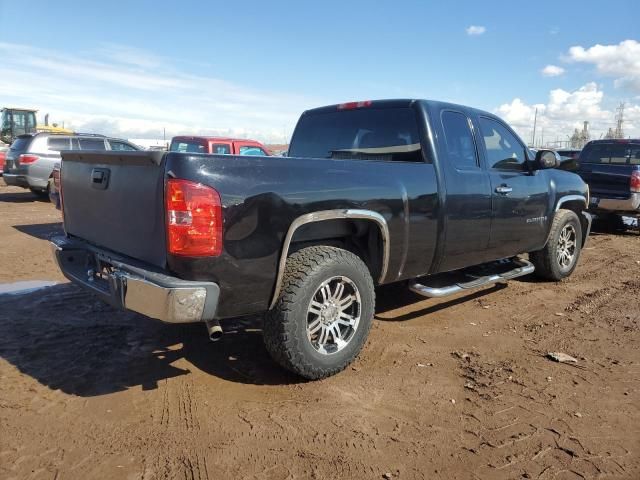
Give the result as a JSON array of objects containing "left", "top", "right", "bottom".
[{"left": 269, "top": 209, "right": 390, "bottom": 309}]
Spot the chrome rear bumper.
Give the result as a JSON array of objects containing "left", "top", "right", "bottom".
[
  {"left": 594, "top": 193, "right": 640, "bottom": 213},
  {"left": 50, "top": 236, "right": 219, "bottom": 323}
]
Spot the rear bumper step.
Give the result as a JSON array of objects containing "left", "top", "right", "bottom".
[
  {"left": 409, "top": 258, "right": 535, "bottom": 299},
  {"left": 50, "top": 236, "right": 219, "bottom": 323}
]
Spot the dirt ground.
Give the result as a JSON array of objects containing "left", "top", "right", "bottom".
[{"left": 0, "top": 178, "right": 639, "bottom": 480}]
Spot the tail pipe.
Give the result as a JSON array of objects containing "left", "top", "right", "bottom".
[{"left": 205, "top": 319, "right": 223, "bottom": 342}]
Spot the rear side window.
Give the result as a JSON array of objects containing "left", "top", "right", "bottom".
[
  {"left": 79, "top": 138, "right": 106, "bottom": 150},
  {"left": 289, "top": 107, "right": 424, "bottom": 162},
  {"left": 211, "top": 143, "right": 231, "bottom": 154},
  {"left": 441, "top": 111, "right": 478, "bottom": 169},
  {"left": 581, "top": 143, "right": 640, "bottom": 165},
  {"left": 170, "top": 141, "right": 206, "bottom": 153},
  {"left": 239, "top": 146, "right": 267, "bottom": 156},
  {"left": 48, "top": 137, "right": 71, "bottom": 151},
  {"left": 478, "top": 117, "right": 526, "bottom": 171}
]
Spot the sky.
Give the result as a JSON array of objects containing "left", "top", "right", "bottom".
[{"left": 1, "top": 0, "right": 639, "bottom": 145}]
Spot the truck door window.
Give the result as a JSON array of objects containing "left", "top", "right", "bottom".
[
  {"left": 478, "top": 117, "right": 526, "bottom": 171},
  {"left": 441, "top": 111, "right": 478, "bottom": 169},
  {"left": 211, "top": 143, "right": 231, "bottom": 154},
  {"left": 239, "top": 146, "right": 267, "bottom": 156}
]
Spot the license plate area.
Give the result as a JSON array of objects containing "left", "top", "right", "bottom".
[
  {"left": 59, "top": 249, "right": 113, "bottom": 294},
  {"left": 88, "top": 257, "right": 117, "bottom": 292}
]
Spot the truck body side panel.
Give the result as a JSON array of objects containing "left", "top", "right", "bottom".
[{"left": 164, "top": 152, "right": 439, "bottom": 318}]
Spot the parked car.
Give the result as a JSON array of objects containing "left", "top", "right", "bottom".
[
  {"left": 0, "top": 146, "right": 7, "bottom": 176},
  {"left": 2, "top": 132, "right": 141, "bottom": 201},
  {"left": 169, "top": 136, "right": 270, "bottom": 156},
  {"left": 575, "top": 139, "right": 640, "bottom": 229},
  {"left": 51, "top": 99, "right": 591, "bottom": 379}
]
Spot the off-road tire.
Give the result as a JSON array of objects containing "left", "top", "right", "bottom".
[
  {"left": 263, "top": 246, "right": 375, "bottom": 379},
  {"left": 530, "top": 209, "right": 582, "bottom": 281}
]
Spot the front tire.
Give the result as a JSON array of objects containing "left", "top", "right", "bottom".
[
  {"left": 530, "top": 209, "right": 582, "bottom": 281},
  {"left": 263, "top": 246, "right": 375, "bottom": 379}
]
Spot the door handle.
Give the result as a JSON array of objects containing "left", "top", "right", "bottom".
[{"left": 495, "top": 185, "right": 513, "bottom": 194}]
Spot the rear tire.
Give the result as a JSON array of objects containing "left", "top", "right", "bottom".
[
  {"left": 530, "top": 209, "right": 582, "bottom": 281},
  {"left": 263, "top": 246, "right": 375, "bottom": 379}
]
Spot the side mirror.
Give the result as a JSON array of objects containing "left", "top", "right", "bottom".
[{"left": 534, "top": 150, "right": 559, "bottom": 169}]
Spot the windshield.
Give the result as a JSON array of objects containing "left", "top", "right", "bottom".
[
  {"left": 289, "top": 107, "right": 423, "bottom": 162},
  {"left": 1, "top": 110, "right": 37, "bottom": 144},
  {"left": 581, "top": 143, "right": 640, "bottom": 165}
]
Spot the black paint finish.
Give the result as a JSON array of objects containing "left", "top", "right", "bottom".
[{"left": 61, "top": 100, "right": 589, "bottom": 319}]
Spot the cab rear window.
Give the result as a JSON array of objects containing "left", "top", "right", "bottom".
[
  {"left": 581, "top": 143, "right": 640, "bottom": 165},
  {"left": 289, "top": 107, "right": 424, "bottom": 162},
  {"left": 170, "top": 141, "right": 206, "bottom": 153}
]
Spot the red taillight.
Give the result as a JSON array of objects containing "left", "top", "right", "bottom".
[
  {"left": 631, "top": 171, "right": 640, "bottom": 193},
  {"left": 337, "top": 100, "right": 372, "bottom": 110},
  {"left": 166, "top": 179, "right": 222, "bottom": 256},
  {"left": 19, "top": 154, "right": 39, "bottom": 164}
]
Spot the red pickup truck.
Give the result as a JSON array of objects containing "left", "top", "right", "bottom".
[{"left": 169, "top": 136, "right": 271, "bottom": 156}]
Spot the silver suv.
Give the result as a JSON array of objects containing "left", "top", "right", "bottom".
[{"left": 2, "top": 133, "right": 141, "bottom": 199}]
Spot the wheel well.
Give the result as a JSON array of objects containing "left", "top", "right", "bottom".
[
  {"left": 289, "top": 218, "right": 384, "bottom": 281},
  {"left": 558, "top": 200, "right": 584, "bottom": 216},
  {"left": 557, "top": 201, "right": 589, "bottom": 245}
]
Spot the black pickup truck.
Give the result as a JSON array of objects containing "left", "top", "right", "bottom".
[
  {"left": 575, "top": 139, "right": 640, "bottom": 229},
  {"left": 51, "top": 99, "right": 591, "bottom": 379}
]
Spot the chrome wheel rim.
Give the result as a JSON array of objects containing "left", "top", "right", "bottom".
[
  {"left": 557, "top": 224, "right": 577, "bottom": 269},
  {"left": 306, "top": 276, "right": 361, "bottom": 355}
]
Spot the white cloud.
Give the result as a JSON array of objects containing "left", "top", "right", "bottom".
[
  {"left": 0, "top": 42, "right": 322, "bottom": 143},
  {"left": 566, "top": 40, "right": 640, "bottom": 92},
  {"left": 466, "top": 25, "right": 486, "bottom": 36},
  {"left": 541, "top": 65, "right": 565, "bottom": 77},
  {"left": 496, "top": 82, "right": 639, "bottom": 145}
]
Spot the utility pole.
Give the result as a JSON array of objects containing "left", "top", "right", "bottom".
[
  {"left": 531, "top": 108, "right": 538, "bottom": 147},
  {"left": 614, "top": 102, "right": 625, "bottom": 139}
]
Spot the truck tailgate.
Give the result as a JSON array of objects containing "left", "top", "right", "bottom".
[
  {"left": 578, "top": 163, "right": 634, "bottom": 199},
  {"left": 61, "top": 151, "right": 167, "bottom": 267}
]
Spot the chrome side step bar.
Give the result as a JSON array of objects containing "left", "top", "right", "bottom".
[{"left": 409, "top": 258, "right": 535, "bottom": 299}]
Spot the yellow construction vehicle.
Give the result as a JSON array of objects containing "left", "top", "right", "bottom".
[{"left": 1, "top": 107, "right": 73, "bottom": 145}]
